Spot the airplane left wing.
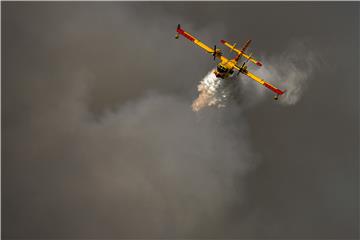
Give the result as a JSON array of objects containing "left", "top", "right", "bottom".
[
  {"left": 176, "top": 24, "right": 215, "bottom": 55},
  {"left": 234, "top": 65, "right": 285, "bottom": 96}
]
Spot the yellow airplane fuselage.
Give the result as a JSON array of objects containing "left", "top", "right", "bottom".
[{"left": 214, "top": 59, "right": 238, "bottom": 78}]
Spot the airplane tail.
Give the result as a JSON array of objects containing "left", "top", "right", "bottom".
[
  {"left": 220, "top": 39, "right": 262, "bottom": 66},
  {"left": 234, "top": 40, "right": 252, "bottom": 62},
  {"left": 241, "top": 40, "right": 252, "bottom": 52}
]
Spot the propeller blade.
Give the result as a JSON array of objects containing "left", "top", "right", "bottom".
[
  {"left": 238, "top": 62, "right": 246, "bottom": 76},
  {"left": 213, "top": 45, "right": 216, "bottom": 60}
]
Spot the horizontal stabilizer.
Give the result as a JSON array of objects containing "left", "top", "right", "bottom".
[{"left": 220, "top": 39, "right": 262, "bottom": 67}]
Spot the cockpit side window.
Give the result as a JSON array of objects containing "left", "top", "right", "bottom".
[{"left": 217, "top": 65, "right": 227, "bottom": 73}]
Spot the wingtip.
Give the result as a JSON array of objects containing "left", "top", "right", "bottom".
[
  {"left": 220, "top": 39, "right": 226, "bottom": 44},
  {"left": 256, "top": 61, "right": 263, "bottom": 67}
]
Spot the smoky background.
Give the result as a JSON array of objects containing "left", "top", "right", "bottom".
[{"left": 2, "top": 2, "right": 359, "bottom": 239}]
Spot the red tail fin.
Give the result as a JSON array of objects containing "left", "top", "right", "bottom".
[{"left": 241, "top": 40, "right": 252, "bottom": 52}]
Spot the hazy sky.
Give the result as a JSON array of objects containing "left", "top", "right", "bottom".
[{"left": 2, "top": 2, "right": 359, "bottom": 239}]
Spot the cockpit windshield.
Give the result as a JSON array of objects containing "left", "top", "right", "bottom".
[{"left": 217, "top": 65, "right": 227, "bottom": 73}]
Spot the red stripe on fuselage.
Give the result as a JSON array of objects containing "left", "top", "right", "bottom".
[
  {"left": 263, "top": 82, "right": 284, "bottom": 95},
  {"left": 177, "top": 28, "right": 195, "bottom": 42}
]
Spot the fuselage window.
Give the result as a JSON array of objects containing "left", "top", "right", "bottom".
[{"left": 217, "top": 65, "right": 227, "bottom": 73}]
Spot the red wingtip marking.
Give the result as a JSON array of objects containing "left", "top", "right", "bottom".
[
  {"left": 263, "top": 82, "right": 284, "bottom": 95},
  {"left": 183, "top": 33, "right": 195, "bottom": 42},
  {"left": 220, "top": 39, "right": 226, "bottom": 44},
  {"left": 176, "top": 28, "right": 195, "bottom": 42},
  {"left": 256, "top": 62, "right": 263, "bottom": 67}
]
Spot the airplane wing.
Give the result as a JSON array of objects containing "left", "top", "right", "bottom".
[
  {"left": 176, "top": 25, "right": 216, "bottom": 55},
  {"left": 234, "top": 66, "right": 285, "bottom": 95},
  {"left": 221, "top": 39, "right": 263, "bottom": 66}
]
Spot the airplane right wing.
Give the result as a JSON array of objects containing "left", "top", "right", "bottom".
[
  {"left": 245, "top": 71, "right": 285, "bottom": 95},
  {"left": 221, "top": 39, "right": 263, "bottom": 66},
  {"left": 234, "top": 65, "right": 285, "bottom": 96}
]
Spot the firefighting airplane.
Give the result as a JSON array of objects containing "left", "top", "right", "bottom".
[{"left": 175, "top": 24, "right": 285, "bottom": 100}]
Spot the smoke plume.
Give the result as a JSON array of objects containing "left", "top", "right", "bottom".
[
  {"left": 248, "top": 41, "right": 319, "bottom": 105},
  {"left": 4, "top": 2, "right": 357, "bottom": 239}
]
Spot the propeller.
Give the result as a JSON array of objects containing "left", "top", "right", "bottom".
[
  {"left": 237, "top": 62, "right": 246, "bottom": 76},
  {"left": 212, "top": 45, "right": 217, "bottom": 60},
  {"left": 237, "top": 67, "right": 242, "bottom": 76},
  {"left": 238, "top": 53, "right": 252, "bottom": 75}
]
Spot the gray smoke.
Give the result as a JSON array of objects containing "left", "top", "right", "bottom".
[
  {"left": 240, "top": 41, "right": 319, "bottom": 106},
  {"left": 6, "top": 70, "right": 257, "bottom": 237},
  {"left": 3, "top": 3, "right": 257, "bottom": 238},
  {"left": 3, "top": 2, "right": 358, "bottom": 239}
]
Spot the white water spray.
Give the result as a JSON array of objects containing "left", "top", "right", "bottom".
[{"left": 192, "top": 69, "right": 238, "bottom": 112}]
